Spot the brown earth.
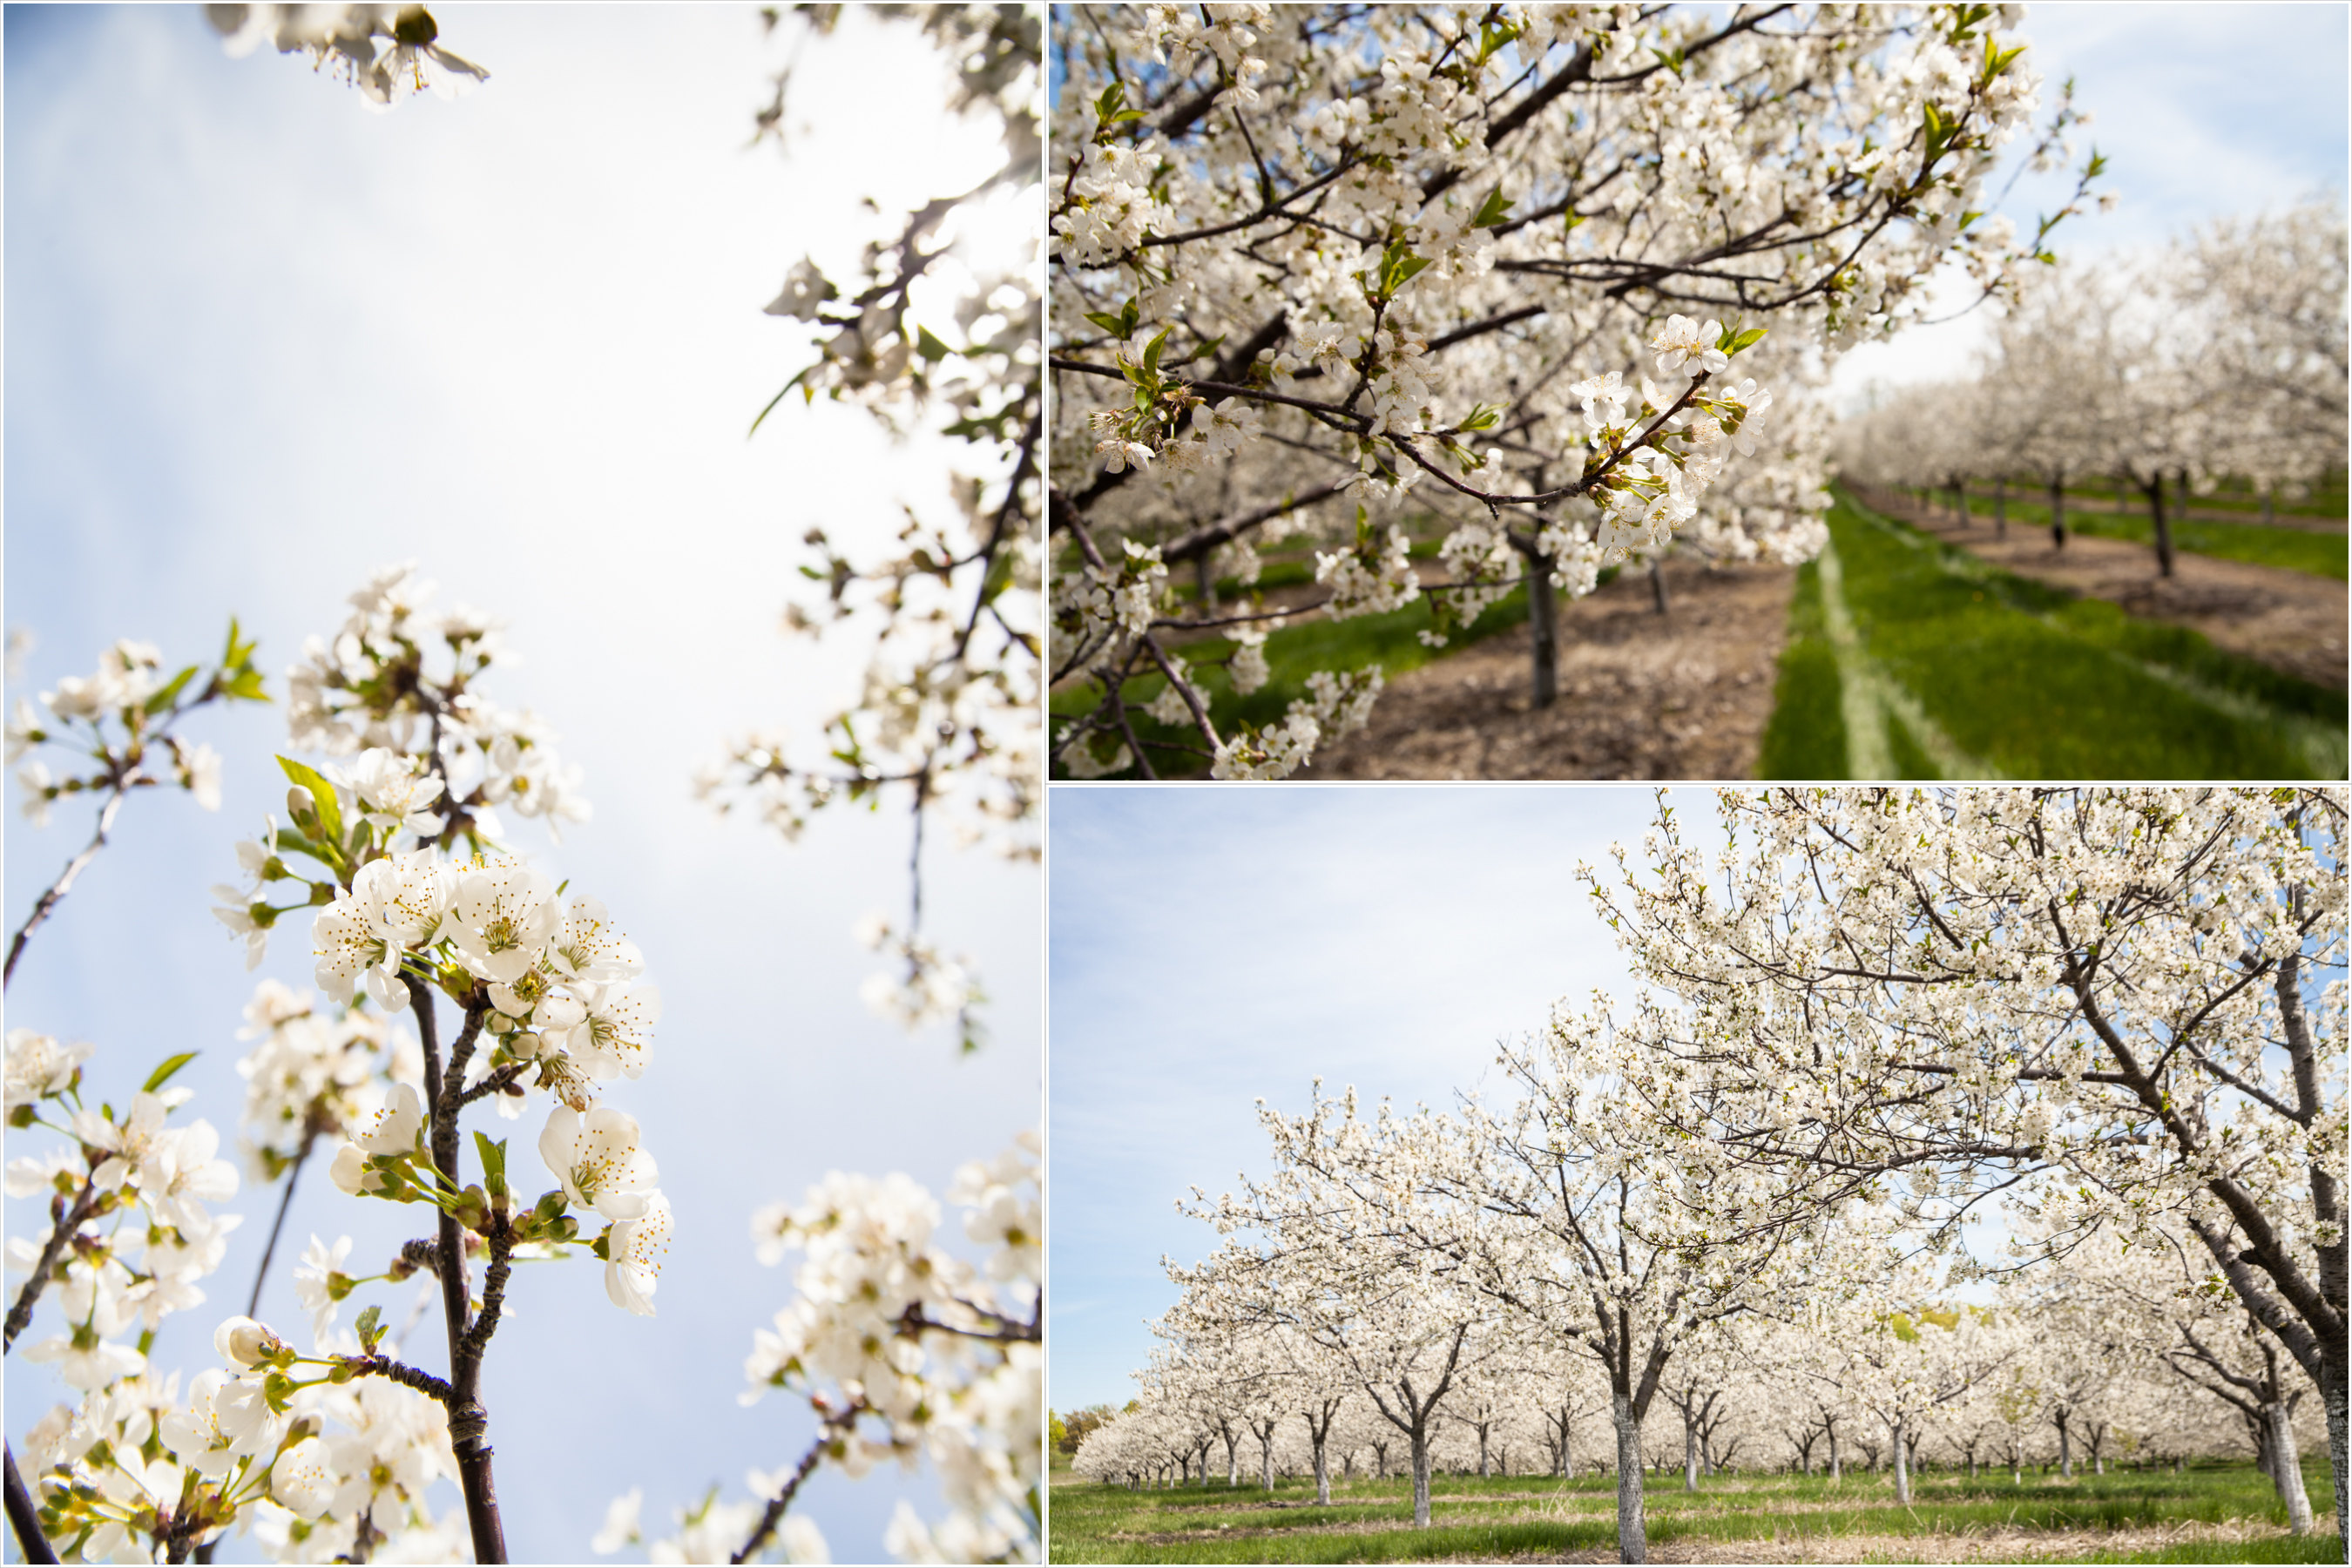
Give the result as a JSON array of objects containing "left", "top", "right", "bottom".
[
  {"left": 1862, "top": 487, "right": 2350, "bottom": 692},
  {"left": 1296, "top": 558, "right": 1798, "bottom": 781}
]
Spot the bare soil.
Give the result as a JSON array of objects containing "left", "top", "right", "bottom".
[
  {"left": 1297, "top": 558, "right": 1798, "bottom": 781},
  {"left": 1867, "top": 488, "right": 2349, "bottom": 692}
]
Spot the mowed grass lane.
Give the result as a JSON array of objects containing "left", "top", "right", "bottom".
[
  {"left": 1756, "top": 494, "right": 2347, "bottom": 780},
  {"left": 1049, "top": 1462, "right": 2340, "bottom": 1565}
]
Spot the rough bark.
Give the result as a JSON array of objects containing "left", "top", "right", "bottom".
[
  {"left": 2049, "top": 473, "right": 2067, "bottom": 548},
  {"left": 1613, "top": 1392, "right": 1648, "bottom": 1564},
  {"left": 2266, "top": 1399, "right": 2314, "bottom": 1534}
]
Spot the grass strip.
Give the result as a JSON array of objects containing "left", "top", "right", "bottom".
[
  {"left": 1957, "top": 497, "right": 2349, "bottom": 580},
  {"left": 1824, "top": 495, "right": 2343, "bottom": 778}
]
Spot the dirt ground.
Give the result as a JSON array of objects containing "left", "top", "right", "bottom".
[
  {"left": 1865, "top": 488, "right": 2350, "bottom": 691},
  {"left": 1298, "top": 558, "right": 1797, "bottom": 781}
]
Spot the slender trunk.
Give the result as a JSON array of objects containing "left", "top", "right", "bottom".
[
  {"left": 2266, "top": 1400, "right": 2314, "bottom": 1533},
  {"left": 1564, "top": 1409, "right": 1573, "bottom": 1481},
  {"left": 1892, "top": 1413, "right": 1910, "bottom": 1505},
  {"left": 2149, "top": 472, "right": 2174, "bottom": 577},
  {"left": 1225, "top": 1433, "right": 1238, "bottom": 1486},
  {"left": 1523, "top": 544, "right": 1559, "bottom": 706},
  {"left": 1683, "top": 1413, "right": 1700, "bottom": 1492},
  {"left": 2324, "top": 1370, "right": 2348, "bottom": 1558},
  {"left": 1260, "top": 1432, "right": 1273, "bottom": 1491},
  {"left": 1314, "top": 1433, "right": 1330, "bottom": 1506},
  {"left": 1955, "top": 476, "right": 1970, "bottom": 529},
  {"left": 1649, "top": 559, "right": 1668, "bottom": 615},
  {"left": 1410, "top": 1423, "right": 1433, "bottom": 1529},
  {"left": 1994, "top": 476, "right": 2008, "bottom": 540},
  {"left": 1478, "top": 1425, "right": 1490, "bottom": 1479},
  {"left": 2172, "top": 466, "right": 2191, "bottom": 562},
  {"left": 1194, "top": 552, "right": 1216, "bottom": 614},
  {"left": 1613, "top": 1392, "right": 1648, "bottom": 1564},
  {"left": 2056, "top": 1410, "right": 2072, "bottom": 1479},
  {"left": 2049, "top": 475, "right": 2067, "bottom": 549},
  {"left": 1828, "top": 1423, "right": 1841, "bottom": 1483}
]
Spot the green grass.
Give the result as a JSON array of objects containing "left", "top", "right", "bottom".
[
  {"left": 1051, "top": 1460, "right": 2338, "bottom": 1565},
  {"left": 1968, "top": 497, "right": 2349, "bottom": 580},
  {"left": 1051, "top": 579, "right": 1538, "bottom": 779},
  {"left": 1754, "top": 557, "right": 1848, "bottom": 778},
  {"left": 1936, "top": 474, "right": 2347, "bottom": 522},
  {"left": 1754, "top": 494, "right": 2346, "bottom": 780}
]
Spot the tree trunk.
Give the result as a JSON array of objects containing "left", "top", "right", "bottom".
[
  {"left": 1314, "top": 1433, "right": 1331, "bottom": 1506},
  {"left": 1994, "top": 476, "right": 2007, "bottom": 540},
  {"left": 1828, "top": 1423, "right": 1842, "bottom": 1483},
  {"left": 2262, "top": 487, "right": 2275, "bottom": 525},
  {"left": 1260, "top": 1432, "right": 1274, "bottom": 1490},
  {"left": 1955, "top": 476, "right": 1970, "bottom": 529},
  {"left": 1195, "top": 551, "right": 1216, "bottom": 613},
  {"left": 2149, "top": 472, "right": 2174, "bottom": 578},
  {"left": 1410, "top": 1423, "right": 1433, "bottom": 1528},
  {"left": 2266, "top": 1400, "right": 2314, "bottom": 1533},
  {"left": 1479, "top": 1424, "right": 1490, "bottom": 1479},
  {"left": 1649, "top": 559, "right": 1668, "bottom": 614},
  {"left": 1892, "top": 1414, "right": 1910, "bottom": 1505},
  {"left": 1684, "top": 1414, "right": 1700, "bottom": 1492},
  {"left": 2056, "top": 1410, "right": 2072, "bottom": 1479},
  {"left": 2324, "top": 1369, "right": 2347, "bottom": 1558},
  {"left": 1563, "top": 1408, "right": 1573, "bottom": 1480},
  {"left": 1225, "top": 1432, "right": 1239, "bottom": 1485},
  {"left": 1613, "top": 1392, "right": 1649, "bottom": 1564},
  {"left": 2049, "top": 475, "right": 2067, "bottom": 549},
  {"left": 1525, "top": 546, "right": 1559, "bottom": 706}
]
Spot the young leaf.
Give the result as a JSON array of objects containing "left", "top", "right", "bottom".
[
  {"left": 1141, "top": 326, "right": 1173, "bottom": 376},
  {"left": 354, "top": 1303, "right": 383, "bottom": 1352},
  {"left": 1470, "top": 187, "right": 1515, "bottom": 229},
  {"left": 142, "top": 665, "right": 200, "bottom": 717},
  {"left": 915, "top": 326, "right": 953, "bottom": 362},
  {"left": 474, "top": 1132, "right": 509, "bottom": 1200},
  {"left": 277, "top": 755, "right": 346, "bottom": 852},
  {"left": 142, "top": 1052, "right": 199, "bottom": 1094}
]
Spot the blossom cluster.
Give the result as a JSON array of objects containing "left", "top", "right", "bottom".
[
  {"left": 10, "top": 625, "right": 265, "bottom": 827},
  {"left": 598, "top": 1132, "right": 1042, "bottom": 1565},
  {"left": 207, "top": 3, "right": 488, "bottom": 108},
  {"left": 280, "top": 563, "right": 589, "bottom": 846}
]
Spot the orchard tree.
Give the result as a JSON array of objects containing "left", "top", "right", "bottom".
[
  {"left": 1580, "top": 786, "right": 2348, "bottom": 1549},
  {"left": 1050, "top": 2, "right": 2095, "bottom": 778}
]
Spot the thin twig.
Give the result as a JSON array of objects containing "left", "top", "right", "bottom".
[
  {"left": 730, "top": 1411, "right": 857, "bottom": 1565},
  {"left": 5, "top": 786, "right": 132, "bottom": 989},
  {"left": 4, "top": 1179, "right": 99, "bottom": 1353},
  {"left": 246, "top": 1130, "right": 318, "bottom": 1318},
  {"left": 4, "top": 1443, "right": 59, "bottom": 1564}
]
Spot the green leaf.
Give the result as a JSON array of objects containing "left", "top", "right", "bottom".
[
  {"left": 142, "top": 665, "right": 199, "bottom": 717},
  {"left": 747, "top": 366, "right": 814, "bottom": 438},
  {"left": 276, "top": 755, "right": 345, "bottom": 848},
  {"left": 1141, "top": 327, "right": 1173, "bottom": 376},
  {"left": 914, "top": 326, "right": 953, "bottom": 362},
  {"left": 354, "top": 1304, "right": 382, "bottom": 1351},
  {"left": 473, "top": 1132, "right": 509, "bottom": 1199},
  {"left": 1730, "top": 327, "right": 1768, "bottom": 353},
  {"left": 1082, "top": 311, "right": 1130, "bottom": 337},
  {"left": 1470, "top": 186, "right": 1514, "bottom": 229},
  {"left": 142, "top": 1052, "right": 199, "bottom": 1094}
]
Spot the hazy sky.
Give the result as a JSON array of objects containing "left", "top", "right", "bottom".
[
  {"left": 1047, "top": 784, "right": 1671, "bottom": 1413},
  {"left": 5, "top": 6, "right": 1037, "bottom": 1561},
  {"left": 1828, "top": 2, "right": 2350, "bottom": 408}
]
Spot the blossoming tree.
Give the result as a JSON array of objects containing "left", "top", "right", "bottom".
[{"left": 1050, "top": 2, "right": 2093, "bottom": 778}]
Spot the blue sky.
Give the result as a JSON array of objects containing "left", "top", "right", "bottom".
[
  {"left": 1046, "top": 785, "right": 1668, "bottom": 1413},
  {"left": 1829, "top": 2, "right": 2350, "bottom": 406},
  {"left": 5, "top": 6, "right": 1037, "bottom": 1561}
]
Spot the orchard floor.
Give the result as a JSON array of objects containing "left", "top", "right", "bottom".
[
  {"left": 1297, "top": 557, "right": 1795, "bottom": 780},
  {"left": 1861, "top": 489, "right": 2349, "bottom": 691},
  {"left": 1048, "top": 1463, "right": 2340, "bottom": 1565}
]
